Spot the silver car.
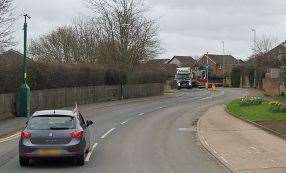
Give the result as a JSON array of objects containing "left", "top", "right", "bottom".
[{"left": 19, "top": 110, "right": 94, "bottom": 167}]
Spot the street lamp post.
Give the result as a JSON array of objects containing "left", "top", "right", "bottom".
[
  {"left": 222, "top": 41, "right": 225, "bottom": 86},
  {"left": 251, "top": 28, "right": 257, "bottom": 88},
  {"left": 206, "top": 52, "right": 209, "bottom": 88},
  {"left": 119, "top": 23, "right": 130, "bottom": 100},
  {"left": 17, "top": 14, "right": 31, "bottom": 117}
]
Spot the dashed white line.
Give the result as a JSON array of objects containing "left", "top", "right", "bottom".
[
  {"left": 100, "top": 128, "right": 116, "bottom": 139},
  {"left": 85, "top": 143, "right": 98, "bottom": 162},
  {"left": 200, "top": 96, "right": 212, "bottom": 100},
  {"left": 159, "top": 106, "right": 166, "bottom": 109},
  {"left": 0, "top": 132, "right": 21, "bottom": 143},
  {"left": 138, "top": 113, "right": 145, "bottom": 116},
  {"left": 121, "top": 119, "right": 130, "bottom": 125}
]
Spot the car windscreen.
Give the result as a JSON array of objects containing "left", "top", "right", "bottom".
[
  {"left": 28, "top": 115, "right": 76, "bottom": 130},
  {"left": 177, "top": 74, "right": 190, "bottom": 80}
]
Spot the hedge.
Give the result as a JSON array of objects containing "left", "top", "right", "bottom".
[{"left": 0, "top": 60, "right": 168, "bottom": 94}]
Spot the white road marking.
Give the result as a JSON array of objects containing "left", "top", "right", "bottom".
[
  {"left": 100, "top": 128, "right": 116, "bottom": 139},
  {"left": 121, "top": 119, "right": 130, "bottom": 125},
  {"left": 159, "top": 106, "right": 166, "bottom": 109},
  {"left": 85, "top": 143, "right": 98, "bottom": 162},
  {"left": 178, "top": 128, "right": 194, "bottom": 132},
  {"left": 176, "top": 93, "right": 184, "bottom": 97},
  {"left": 0, "top": 132, "right": 21, "bottom": 143},
  {"left": 138, "top": 113, "right": 145, "bottom": 116},
  {"left": 200, "top": 96, "right": 212, "bottom": 100}
]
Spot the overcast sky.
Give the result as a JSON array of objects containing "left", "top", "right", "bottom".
[{"left": 13, "top": 0, "right": 286, "bottom": 60}]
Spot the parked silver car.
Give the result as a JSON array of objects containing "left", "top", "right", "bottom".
[{"left": 19, "top": 110, "right": 94, "bottom": 167}]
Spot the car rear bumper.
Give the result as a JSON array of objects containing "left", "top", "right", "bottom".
[{"left": 19, "top": 142, "right": 85, "bottom": 159}]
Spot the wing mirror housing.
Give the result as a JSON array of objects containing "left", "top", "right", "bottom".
[{"left": 86, "top": 120, "right": 94, "bottom": 127}]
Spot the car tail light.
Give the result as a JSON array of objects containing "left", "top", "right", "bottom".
[
  {"left": 21, "top": 131, "right": 31, "bottom": 139},
  {"left": 70, "top": 130, "right": 84, "bottom": 140}
]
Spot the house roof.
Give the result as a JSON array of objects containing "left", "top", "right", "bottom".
[
  {"left": 148, "top": 58, "right": 170, "bottom": 64},
  {"left": 168, "top": 56, "right": 199, "bottom": 67},
  {"left": 247, "top": 40, "right": 286, "bottom": 63},
  {"left": 201, "top": 54, "right": 237, "bottom": 65},
  {"left": 0, "top": 49, "right": 32, "bottom": 63},
  {"left": 265, "top": 40, "right": 286, "bottom": 57}
]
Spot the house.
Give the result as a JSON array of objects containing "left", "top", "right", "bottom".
[
  {"left": 147, "top": 58, "right": 170, "bottom": 64},
  {"left": 0, "top": 49, "right": 32, "bottom": 65},
  {"left": 167, "top": 56, "right": 199, "bottom": 68},
  {"left": 198, "top": 54, "right": 238, "bottom": 78},
  {"left": 245, "top": 41, "right": 286, "bottom": 94}
]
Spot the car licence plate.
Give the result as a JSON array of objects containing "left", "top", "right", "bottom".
[{"left": 38, "top": 149, "right": 62, "bottom": 157}]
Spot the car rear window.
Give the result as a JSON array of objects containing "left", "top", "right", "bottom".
[{"left": 28, "top": 115, "right": 76, "bottom": 130}]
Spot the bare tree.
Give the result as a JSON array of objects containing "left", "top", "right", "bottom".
[
  {"left": 86, "top": 0, "right": 161, "bottom": 70},
  {"left": 0, "top": 0, "right": 15, "bottom": 51},
  {"left": 253, "top": 35, "right": 277, "bottom": 55},
  {"left": 30, "top": 18, "right": 98, "bottom": 64},
  {"left": 250, "top": 35, "right": 279, "bottom": 88}
]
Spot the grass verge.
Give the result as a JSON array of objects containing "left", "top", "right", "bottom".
[{"left": 227, "top": 99, "right": 286, "bottom": 122}]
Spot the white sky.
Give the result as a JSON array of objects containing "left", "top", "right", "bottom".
[{"left": 12, "top": 0, "right": 286, "bottom": 60}]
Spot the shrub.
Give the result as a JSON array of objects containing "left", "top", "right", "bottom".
[
  {"left": 269, "top": 101, "right": 282, "bottom": 113},
  {"left": 240, "top": 96, "right": 263, "bottom": 106},
  {"left": 0, "top": 60, "right": 168, "bottom": 94}
]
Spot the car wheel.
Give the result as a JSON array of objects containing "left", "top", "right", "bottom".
[
  {"left": 19, "top": 156, "right": 29, "bottom": 167},
  {"left": 76, "top": 155, "right": 85, "bottom": 166}
]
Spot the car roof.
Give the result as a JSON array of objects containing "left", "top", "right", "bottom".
[{"left": 32, "top": 110, "right": 78, "bottom": 117}]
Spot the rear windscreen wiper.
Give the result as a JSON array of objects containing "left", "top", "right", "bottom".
[{"left": 49, "top": 127, "right": 70, "bottom": 130}]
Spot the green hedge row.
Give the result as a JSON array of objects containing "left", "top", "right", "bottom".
[{"left": 0, "top": 60, "right": 168, "bottom": 94}]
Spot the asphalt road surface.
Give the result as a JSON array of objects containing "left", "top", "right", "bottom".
[{"left": 0, "top": 88, "right": 249, "bottom": 173}]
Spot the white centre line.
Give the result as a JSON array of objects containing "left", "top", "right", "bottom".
[
  {"left": 85, "top": 143, "right": 98, "bottom": 162},
  {"left": 0, "top": 132, "right": 21, "bottom": 143},
  {"left": 121, "top": 119, "right": 130, "bottom": 125},
  {"left": 199, "top": 96, "right": 212, "bottom": 100},
  {"left": 159, "top": 105, "right": 166, "bottom": 109},
  {"left": 100, "top": 128, "right": 116, "bottom": 139},
  {"left": 138, "top": 113, "right": 145, "bottom": 116}
]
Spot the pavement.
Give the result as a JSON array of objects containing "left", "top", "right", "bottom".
[
  {"left": 198, "top": 105, "right": 286, "bottom": 173},
  {"left": 0, "top": 88, "right": 248, "bottom": 173}
]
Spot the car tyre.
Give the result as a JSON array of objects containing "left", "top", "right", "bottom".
[
  {"left": 76, "top": 154, "right": 85, "bottom": 166},
  {"left": 19, "top": 156, "right": 29, "bottom": 167}
]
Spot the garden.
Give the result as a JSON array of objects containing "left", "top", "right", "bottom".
[{"left": 227, "top": 96, "right": 286, "bottom": 136}]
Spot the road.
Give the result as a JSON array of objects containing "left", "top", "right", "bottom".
[{"left": 0, "top": 88, "right": 248, "bottom": 173}]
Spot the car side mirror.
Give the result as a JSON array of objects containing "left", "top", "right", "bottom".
[{"left": 86, "top": 120, "right": 94, "bottom": 127}]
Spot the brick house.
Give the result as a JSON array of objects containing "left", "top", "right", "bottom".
[
  {"left": 147, "top": 59, "right": 170, "bottom": 64},
  {"left": 167, "top": 56, "right": 199, "bottom": 68},
  {"left": 198, "top": 54, "right": 238, "bottom": 78},
  {"left": 0, "top": 49, "right": 32, "bottom": 64},
  {"left": 246, "top": 41, "right": 286, "bottom": 95}
]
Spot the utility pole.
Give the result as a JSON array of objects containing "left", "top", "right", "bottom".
[
  {"left": 251, "top": 28, "right": 257, "bottom": 88},
  {"left": 206, "top": 52, "right": 209, "bottom": 88},
  {"left": 222, "top": 41, "right": 225, "bottom": 86},
  {"left": 120, "top": 23, "right": 130, "bottom": 100},
  {"left": 17, "top": 14, "right": 31, "bottom": 117}
]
